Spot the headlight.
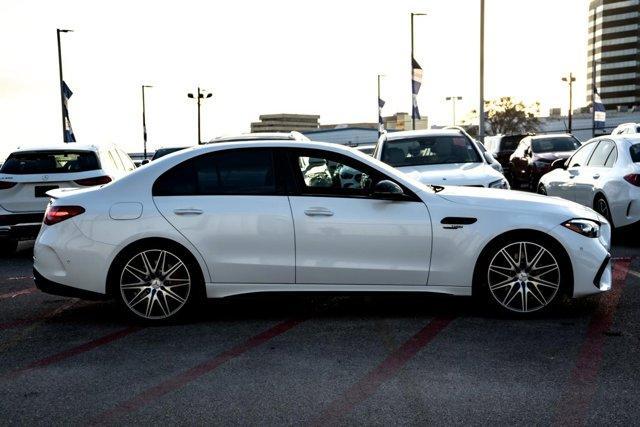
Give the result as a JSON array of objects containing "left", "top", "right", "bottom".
[
  {"left": 488, "top": 178, "right": 509, "bottom": 189},
  {"left": 562, "top": 219, "right": 600, "bottom": 238}
]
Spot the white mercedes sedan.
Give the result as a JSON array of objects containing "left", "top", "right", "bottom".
[
  {"left": 34, "top": 141, "right": 611, "bottom": 322},
  {"left": 538, "top": 135, "right": 640, "bottom": 228}
]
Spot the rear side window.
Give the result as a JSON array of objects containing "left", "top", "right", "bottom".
[
  {"left": 630, "top": 144, "right": 640, "bottom": 162},
  {"left": 588, "top": 140, "right": 616, "bottom": 167},
  {"left": 0, "top": 151, "right": 99, "bottom": 174},
  {"left": 153, "top": 149, "right": 278, "bottom": 196}
]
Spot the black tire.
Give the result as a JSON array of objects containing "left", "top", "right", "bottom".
[
  {"left": 109, "top": 240, "right": 204, "bottom": 324},
  {"left": 0, "top": 239, "right": 18, "bottom": 256},
  {"left": 537, "top": 184, "right": 547, "bottom": 195},
  {"left": 594, "top": 194, "right": 614, "bottom": 227},
  {"left": 473, "top": 232, "right": 572, "bottom": 316}
]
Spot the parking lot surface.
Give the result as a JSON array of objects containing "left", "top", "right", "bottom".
[{"left": 1, "top": 237, "right": 639, "bottom": 425}]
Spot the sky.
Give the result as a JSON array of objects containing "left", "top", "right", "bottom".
[{"left": 0, "top": 0, "right": 590, "bottom": 159}]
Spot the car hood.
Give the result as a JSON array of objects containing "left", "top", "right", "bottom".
[
  {"left": 534, "top": 151, "right": 574, "bottom": 161},
  {"left": 397, "top": 163, "right": 503, "bottom": 186},
  {"left": 433, "top": 185, "right": 602, "bottom": 223}
]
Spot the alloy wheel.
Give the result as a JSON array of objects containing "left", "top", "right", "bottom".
[
  {"left": 596, "top": 198, "right": 610, "bottom": 220},
  {"left": 487, "top": 241, "right": 560, "bottom": 313},
  {"left": 120, "top": 249, "right": 191, "bottom": 320}
]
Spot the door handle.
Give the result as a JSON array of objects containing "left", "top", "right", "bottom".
[
  {"left": 173, "top": 208, "right": 203, "bottom": 215},
  {"left": 304, "top": 207, "right": 334, "bottom": 217},
  {"left": 593, "top": 173, "right": 600, "bottom": 179}
]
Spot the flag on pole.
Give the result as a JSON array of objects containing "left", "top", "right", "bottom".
[
  {"left": 61, "top": 81, "right": 76, "bottom": 142},
  {"left": 412, "top": 58, "right": 423, "bottom": 120},
  {"left": 594, "top": 89, "right": 606, "bottom": 129},
  {"left": 378, "top": 97, "right": 385, "bottom": 135}
]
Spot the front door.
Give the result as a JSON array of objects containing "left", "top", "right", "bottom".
[
  {"left": 285, "top": 148, "right": 432, "bottom": 286},
  {"left": 152, "top": 148, "right": 295, "bottom": 284}
]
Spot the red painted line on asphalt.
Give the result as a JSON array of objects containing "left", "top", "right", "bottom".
[
  {"left": 4, "top": 326, "right": 142, "bottom": 380},
  {"left": 0, "top": 287, "right": 37, "bottom": 301},
  {"left": 553, "top": 257, "right": 632, "bottom": 426},
  {"left": 312, "top": 315, "right": 455, "bottom": 426},
  {"left": 96, "top": 317, "right": 305, "bottom": 423}
]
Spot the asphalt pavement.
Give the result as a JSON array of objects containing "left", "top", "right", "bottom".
[{"left": 0, "top": 238, "right": 639, "bottom": 425}]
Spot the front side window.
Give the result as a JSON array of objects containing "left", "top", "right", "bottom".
[
  {"left": 531, "top": 136, "right": 581, "bottom": 153},
  {"left": 568, "top": 142, "right": 596, "bottom": 168},
  {"left": 588, "top": 140, "right": 616, "bottom": 167},
  {"left": 153, "top": 149, "right": 277, "bottom": 196},
  {"left": 0, "top": 151, "right": 100, "bottom": 174},
  {"left": 629, "top": 144, "right": 640, "bottom": 163},
  {"left": 381, "top": 135, "right": 481, "bottom": 167}
]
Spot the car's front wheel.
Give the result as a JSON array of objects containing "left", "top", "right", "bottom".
[
  {"left": 537, "top": 184, "right": 547, "bottom": 195},
  {"left": 112, "top": 243, "right": 202, "bottom": 323},
  {"left": 476, "top": 234, "right": 570, "bottom": 315}
]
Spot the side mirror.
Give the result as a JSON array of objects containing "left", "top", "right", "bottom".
[
  {"left": 551, "top": 158, "right": 566, "bottom": 170},
  {"left": 372, "top": 180, "right": 404, "bottom": 199},
  {"left": 308, "top": 158, "right": 326, "bottom": 167},
  {"left": 141, "top": 159, "right": 150, "bottom": 165}
]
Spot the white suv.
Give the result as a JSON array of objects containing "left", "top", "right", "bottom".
[
  {"left": 0, "top": 143, "right": 135, "bottom": 254},
  {"left": 373, "top": 129, "right": 509, "bottom": 189}
]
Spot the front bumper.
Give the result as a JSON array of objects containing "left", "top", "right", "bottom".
[{"left": 0, "top": 212, "right": 44, "bottom": 240}]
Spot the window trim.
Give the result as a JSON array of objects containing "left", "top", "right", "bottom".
[
  {"left": 152, "top": 147, "right": 285, "bottom": 197},
  {"left": 285, "top": 148, "right": 420, "bottom": 202},
  {"left": 587, "top": 139, "right": 617, "bottom": 168},
  {"left": 568, "top": 140, "right": 597, "bottom": 168}
]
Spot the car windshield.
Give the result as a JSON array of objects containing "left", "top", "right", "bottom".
[
  {"left": 381, "top": 135, "right": 481, "bottom": 167},
  {"left": 531, "top": 137, "right": 580, "bottom": 153},
  {"left": 501, "top": 135, "right": 525, "bottom": 150},
  {"left": 630, "top": 144, "right": 640, "bottom": 162},
  {"left": 0, "top": 151, "right": 99, "bottom": 174},
  {"left": 152, "top": 147, "right": 188, "bottom": 160}
]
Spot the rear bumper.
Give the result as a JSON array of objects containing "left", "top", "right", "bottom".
[
  {"left": 0, "top": 212, "right": 44, "bottom": 240},
  {"left": 33, "top": 268, "right": 107, "bottom": 300}
]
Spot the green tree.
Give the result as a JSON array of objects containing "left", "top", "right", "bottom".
[{"left": 484, "top": 97, "right": 540, "bottom": 135}]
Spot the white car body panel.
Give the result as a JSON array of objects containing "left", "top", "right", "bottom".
[
  {"left": 540, "top": 136, "right": 640, "bottom": 228},
  {"left": 34, "top": 140, "right": 611, "bottom": 304},
  {"left": 397, "top": 162, "right": 505, "bottom": 187}
]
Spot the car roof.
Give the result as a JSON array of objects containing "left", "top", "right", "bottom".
[
  {"left": 384, "top": 129, "right": 463, "bottom": 141},
  {"left": 530, "top": 133, "right": 575, "bottom": 140},
  {"left": 10, "top": 143, "right": 109, "bottom": 154},
  {"left": 210, "top": 131, "right": 309, "bottom": 143}
]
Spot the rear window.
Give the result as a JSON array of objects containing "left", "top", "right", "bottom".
[
  {"left": 0, "top": 151, "right": 100, "bottom": 174},
  {"left": 631, "top": 144, "right": 640, "bottom": 162},
  {"left": 381, "top": 135, "right": 482, "bottom": 167},
  {"left": 501, "top": 135, "right": 526, "bottom": 151},
  {"left": 532, "top": 137, "right": 581, "bottom": 153}
]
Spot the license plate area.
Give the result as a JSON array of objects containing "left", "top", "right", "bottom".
[{"left": 35, "top": 185, "right": 59, "bottom": 198}]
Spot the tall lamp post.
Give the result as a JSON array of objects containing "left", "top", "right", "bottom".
[
  {"left": 562, "top": 73, "right": 576, "bottom": 133},
  {"left": 56, "top": 28, "right": 73, "bottom": 143},
  {"left": 141, "top": 85, "right": 152, "bottom": 159},
  {"left": 411, "top": 12, "right": 426, "bottom": 130},
  {"left": 445, "top": 96, "right": 463, "bottom": 126},
  {"left": 478, "top": 0, "right": 485, "bottom": 142},
  {"left": 187, "top": 87, "right": 212, "bottom": 145}
]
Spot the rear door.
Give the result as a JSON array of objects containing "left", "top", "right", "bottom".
[
  {"left": 573, "top": 139, "right": 616, "bottom": 206},
  {"left": 152, "top": 148, "right": 295, "bottom": 284},
  {"left": 0, "top": 150, "right": 101, "bottom": 213},
  {"left": 549, "top": 141, "right": 597, "bottom": 201}
]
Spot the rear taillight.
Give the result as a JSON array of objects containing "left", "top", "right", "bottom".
[
  {"left": 74, "top": 175, "right": 112, "bottom": 186},
  {"left": 44, "top": 206, "right": 85, "bottom": 226},
  {"left": 0, "top": 181, "right": 16, "bottom": 190},
  {"left": 623, "top": 174, "right": 640, "bottom": 187}
]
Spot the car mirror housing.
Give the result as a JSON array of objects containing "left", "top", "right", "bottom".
[
  {"left": 372, "top": 180, "right": 404, "bottom": 199},
  {"left": 551, "top": 158, "right": 566, "bottom": 170}
]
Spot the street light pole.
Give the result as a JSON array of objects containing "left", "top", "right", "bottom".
[
  {"left": 479, "top": 0, "right": 485, "bottom": 142},
  {"left": 411, "top": 12, "right": 425, "bottom": 131},
  {"left": 562, "top": 73, "right": 576, "bottom": 133},
  {"left": 591, "top": 6, "right": 597, "bottom": 138},
  {"left": 56, "top": 29, "right": 72, "bottom": 143},
  {"left": 141, "top": 85, "right": 152, "bottom": 159},
  {"left": 188, "top": 87, "right": 212, "bottom": 145},
  {"left": 377, "top": 74, "right": 382, "bottom": 138},
  {"left": 445, "top": 96, "right": 463, "bottom": 126}
]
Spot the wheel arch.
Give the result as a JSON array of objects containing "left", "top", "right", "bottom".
[
  {"left": 105, "top": 237, "right": 206, "bottom": 298},
  {"left": 472, "top": 228, "right": 574, "bottom": 298}
]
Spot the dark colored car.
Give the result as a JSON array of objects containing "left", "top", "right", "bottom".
[
  {"left": 484, "top": 134, "right": 528, "bottom": 176},
  {"left": 509, "top": 134, "right": 581, "bottom": 189}
]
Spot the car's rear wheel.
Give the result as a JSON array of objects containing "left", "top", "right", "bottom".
[
  {"left": 476, "top": 234, "right": 570, "bottom": 315},
  {"left": 594, "top": 194, "right": 613, "bottom": 227},
  {"left": 112, "top": 243, "right": 202, "bottom": 323},
  {"left": 0, "top": 239, "right": 18, "bottom": 256}
]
